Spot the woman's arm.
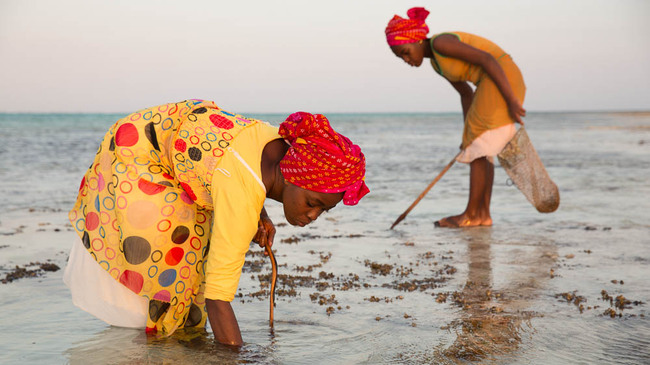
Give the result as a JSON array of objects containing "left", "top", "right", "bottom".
[
  {"left": 205, "top": 155, "right": 265, "bottom": 346},
  {"left": 206, "top": 299, "right": 243, "bottom": 346},
  {"left": 433, "top": 34, "right": 526, "bottom": 124},
  {"left": 449, "top": 80, "right": 474, "bottom": 122}
]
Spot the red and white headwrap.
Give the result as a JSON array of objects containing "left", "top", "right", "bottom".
[
  {"left": 385, "top": 7, "right": 430, "bottom": 47},
  {"left": 279, "top": 112, "right": 369, "bottom": 206}
]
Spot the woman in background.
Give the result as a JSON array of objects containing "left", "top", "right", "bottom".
[{"left": 385, "top": 7, "right": 526, "bottom": 227}]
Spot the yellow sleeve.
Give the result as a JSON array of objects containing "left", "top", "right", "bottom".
[
  {"left": 203, "top": 122, "right": 279, "bottom": 302},
  {"left": 203, "top": 152, "right": 265, "bottom": 302}
]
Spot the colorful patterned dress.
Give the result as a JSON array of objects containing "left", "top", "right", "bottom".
[{"left": 68, "top": 100, "right": 279, "bottom": 334}]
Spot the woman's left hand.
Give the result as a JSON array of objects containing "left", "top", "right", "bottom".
[
  {"left": 253, "top": 212, "right": 276, "bottom": 253},
  {"left": 508, "top": 99, "right": 526, "bottom": 125}
]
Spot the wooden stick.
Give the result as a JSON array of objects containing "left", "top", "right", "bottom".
[
  {"left": 264, "top": 243, "right": 278, "bottom": 326},
  {"left": 390, "top": 152, "right": 461, "bottom": 229}
]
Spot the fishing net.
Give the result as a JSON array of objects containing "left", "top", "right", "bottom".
[{"left": 497, "top": 127, "right": 560, "bottom": 213}]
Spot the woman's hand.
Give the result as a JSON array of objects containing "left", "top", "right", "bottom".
[
  {"left": 253, "top": 207, "right": 276, "bottom": 253},
  {"left": 507, "top": 98, "right": 526, "bottom": 125}
]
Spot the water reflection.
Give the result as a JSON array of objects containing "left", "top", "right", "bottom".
[
  {"left": 64, "top": 326, "right": 276, "bottom": 364},
  {"left": 438, "top": 228, "right": 556, "bottom": 363}
]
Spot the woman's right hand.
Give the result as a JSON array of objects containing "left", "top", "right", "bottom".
[{"left": 253, "top": 207, "right": 276, "bottom": 254}]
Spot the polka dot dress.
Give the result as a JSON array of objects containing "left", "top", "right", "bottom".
[{"left": 69, "top": 100, "right": 262, "bottom": 334}]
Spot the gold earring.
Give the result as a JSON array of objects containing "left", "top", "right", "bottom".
[{"left": 419, "top": 40, "right": 423, "bottom": 45}]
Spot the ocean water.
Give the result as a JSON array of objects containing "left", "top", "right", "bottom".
[{"left": 0, "top": 110, "right": 649, "bottom": 364}]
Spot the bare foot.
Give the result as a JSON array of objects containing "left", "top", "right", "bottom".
[{"left": 434, "top": 214, "right": 493, "bottom": 228}]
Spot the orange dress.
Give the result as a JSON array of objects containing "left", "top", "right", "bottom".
[{"left": 430, "top": 32, "right": 526, "bottom": 157}]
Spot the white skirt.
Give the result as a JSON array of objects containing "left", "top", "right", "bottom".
[
  {"left": 63, "top": 237, "right": 148, "bottom": 328},
  {"left": 456, "top": 123, "right": 517, "bottom": 164}
]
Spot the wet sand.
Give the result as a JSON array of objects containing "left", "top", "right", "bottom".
[{"left": 1, "top": 204, "right": 648, "bottom": 364}]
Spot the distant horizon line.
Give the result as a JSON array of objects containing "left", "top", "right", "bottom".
[{"left": 1, "top": 109, "right": 649, "bottom": 115}]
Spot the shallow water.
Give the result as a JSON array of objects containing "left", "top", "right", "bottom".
[{"left": 1, "top": 111, "right": 649, "bottom": 364}]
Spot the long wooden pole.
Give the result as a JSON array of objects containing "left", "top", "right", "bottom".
[
  {"left": 390, "top": 152, "right": 461, "bottom": 229},
  {"left": 264, "top": 243, "right": 278, "bottom": 326}
]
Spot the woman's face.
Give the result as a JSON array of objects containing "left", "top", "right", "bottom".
[
  {"left": 282, "top": 183, "right": 344, "bottom": 227},
  {"left": 391, "top": 42, "right": 424, "bottom": 67}
]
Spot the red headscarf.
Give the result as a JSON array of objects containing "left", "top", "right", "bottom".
[
  {"left": 279, "top": 112, "right": 369, "bottom": 206},
  {"left": 385, "top": 7, "right": 430, "bottom": 46}
]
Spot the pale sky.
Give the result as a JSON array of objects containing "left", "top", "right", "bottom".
[{"left": 1, "top": 0, "right": 648, "bottom": 113}]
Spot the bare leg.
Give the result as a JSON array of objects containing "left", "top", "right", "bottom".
[
  {"left": 483, "top": 157, "right": 494, "bottom": 212},
  {"left": 436, "top": 157, "right": 494, "bottom": 227}
]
